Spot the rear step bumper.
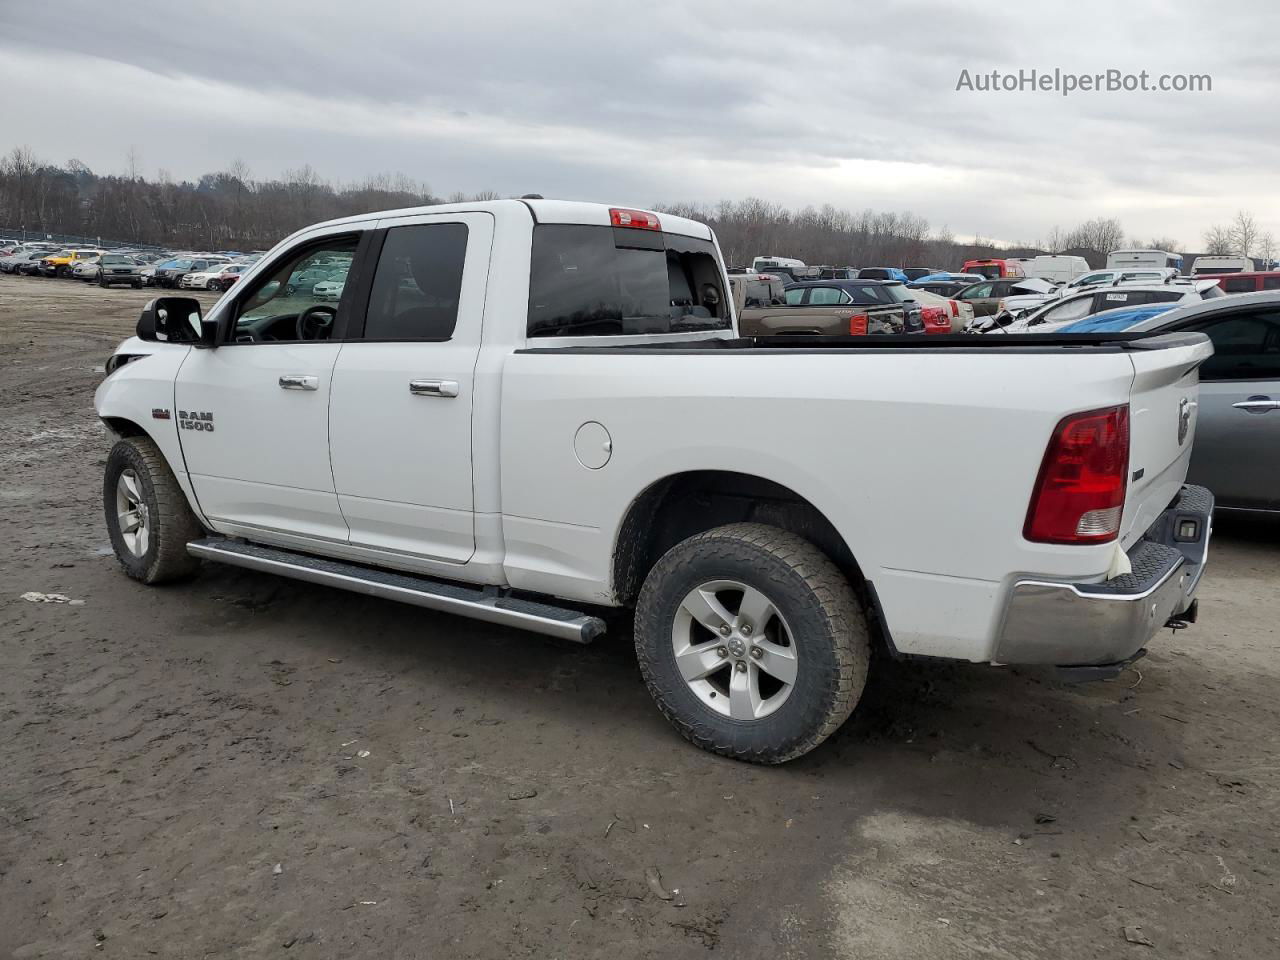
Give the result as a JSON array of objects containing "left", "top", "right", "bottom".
[
  {"left": 186, "top": 538, "right": 606, "bottom": 644},
  {"left": 993, "top": 484, "right": 1213, "bottom": 668}
]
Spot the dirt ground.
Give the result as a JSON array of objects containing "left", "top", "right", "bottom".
[{"left": 1, "top": 273, "right": 1277, "bottom": 959}]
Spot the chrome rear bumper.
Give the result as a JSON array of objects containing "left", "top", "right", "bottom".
[{"left": 994, "top": 485, "right": 1212, "bottom": 667}]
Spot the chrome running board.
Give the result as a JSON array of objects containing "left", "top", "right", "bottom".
[{"left": 186, "top": 538, "right": 605, "bottom": 644}]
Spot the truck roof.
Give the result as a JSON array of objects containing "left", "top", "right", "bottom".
[{"left": 286, "top": 198, "right": 712, "bottom": 243}]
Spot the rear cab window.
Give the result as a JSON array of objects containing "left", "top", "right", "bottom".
[{"left": 527, "top": 225, "right": 730, "bottom": 337}]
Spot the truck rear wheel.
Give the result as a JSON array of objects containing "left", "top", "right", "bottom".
[
  {"left": 104, "top": 436, "right": 204, "bottom": 584},
  {"left": 634, "top": 523, "right": 869, "bottom": 763}
]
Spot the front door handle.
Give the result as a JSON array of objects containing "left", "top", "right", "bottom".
[
  {"left": 1232, "top": 397, "right": 1280, "bottom": 413},
  {"left": 409, "top": 379, "right": 459, "bottom": 398},
  {"left": 279, "top": 375, "right": 318, "bottom": 391}
]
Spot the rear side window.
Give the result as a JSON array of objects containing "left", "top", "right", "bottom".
[
  {"left": 784, "top": 288, "right": 805, "bottom": 305},
  {"left": 527, "top": 225, "right": 729, "bottom": 337},
  {"left": 1222, "top": 276, "right": 1259, "bottom": 293},
  {"left": 365, "top": 223, "right": 468, "bottom": 340},
  {"left": 808, "top": 286, "right": 850, "bottom": 305},
  {"left": 1264, "top": 276, "right": 1280, "bottom": 290},
  {"left": 1187, "top": 310, "right": 1280, "bottom": 380}
]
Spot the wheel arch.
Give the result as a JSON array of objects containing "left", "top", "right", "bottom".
[{"left": 612, "top": 470, "right": 867, "bottom": 605}]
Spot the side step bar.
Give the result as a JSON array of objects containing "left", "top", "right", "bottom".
[{"left": 186, "top": 538, "right": 606, "bottom": 644}]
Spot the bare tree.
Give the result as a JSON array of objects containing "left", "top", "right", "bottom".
[
  {"left": 1229, "top": 210, "right": 1259, "bottom": 257},
  {"left": 1202, "top": 224, "right": 1234, "bottom": 255}
]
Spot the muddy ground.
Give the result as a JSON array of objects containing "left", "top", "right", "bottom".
[{"left": 1, "top": 273, "right": 1277, "bottom": 959}]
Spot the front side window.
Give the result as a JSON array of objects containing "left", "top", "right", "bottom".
[
  {"left": 960, "top": 282, "right": 993, "bottom": 299},
  {"left": 363, "top": 223, "right": 468, "bottom": 340},
  {"left": 527, "top": 224, "right": 729, "bottom": 337},
  {"left": 232, "top": 236, "right": 358, "bottom": 343},
  {"left": 1186, "top": 311, "right": 1280, "bottom": 381}
]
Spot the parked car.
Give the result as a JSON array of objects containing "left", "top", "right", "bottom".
[
  {"left": 728, "top": 273, "right": 788, "bottom": 313},
  {"left": 97, "top": 253, "right": 145, "bottom": 288},
  {"left": 741, "top": 280, "right": 915, "bottom": 337},
  {"left": 1190, "top": 256, "right": 1255, "bottom": 276},
  {"left": 0, "top": 249, "right": 49, "bottom": 274},
  {"left": 782, "top": 279, "right": 924, "bottom": 333},
  {"left": 1062, "top": 268, "right": 1178, "bottom": 290},
  {"left": 905, "top": 287, "right": 973, "bottom": 332},
  {"left": 993, "top": 280, "right": 1224, "bottom": 334},
  {"left": 1106, "top": 249, "right": 1184, "bottom": 271},
  {"left": 1024, "top": 255, "right": 1091, "bottom": 284},
  {"left": 313, "top": 278, "right": 345, "bottom": 300},
  {"left": 1194, "top": 271, "right": 1280, "bottom": 295},
  {"left": 40, "top": 249, "right": 104, "bottom": 278},
  {"left": 156, "top": 258, "right": 225, "bottom": 288},
  {"left": 93, "top": 198, "right": 1212, "bottom": 763},
  {"left": 901, "top": 267, "right": 944, "bottom": 282},
  {"left": 857, "top": 267, "right": 909, "bottom": 282},
  {"left": 71, "top": 255, "right": 104, "bottom": 281},
  {"left": 912, "top": 272, "right": 986, "bottom": 286},
  {"left": 180, "top": 263, "right": 247, "bottom": 291},
  {"left": 1121, "top": 291, "right": 1280, "bottom": 512},
  {"left": 961, "top": 258, "right": 1025, "bottom": 279},
  {"left": 954, "top": 277, "right": 1055, "bottom": 318}
]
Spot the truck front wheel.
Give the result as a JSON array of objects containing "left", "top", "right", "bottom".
[
  {"left": 634, "top": 523, "right": 869, "bottom": 763},
  {"left": 104, "top": 436, "right": 204, "bottom": 584}
]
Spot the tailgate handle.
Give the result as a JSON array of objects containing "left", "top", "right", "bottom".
[
  {"left": 1232, "top": 397, "right": 1280, "bottom": 413},
  {"left": 410, "top": 379, "right": 459, "bottom": 398}
]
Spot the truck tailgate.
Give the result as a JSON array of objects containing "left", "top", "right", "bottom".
[{"left": 1121, "top": 334, "right": 1215, "bottom": 547}]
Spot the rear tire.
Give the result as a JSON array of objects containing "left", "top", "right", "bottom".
[
  {"left": 104, "top": 436, "right": 204, "bottom": 584},
  {"left": 634, "top": 523, "right": 869, "bottom": 763}
]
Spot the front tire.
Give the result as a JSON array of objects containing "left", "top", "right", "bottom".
[
  {"left": 104, "top": 436, "right": 204, "bottom": 584},
  {"left": 634, "top": 523, "right": 869, "bottom": 763}
]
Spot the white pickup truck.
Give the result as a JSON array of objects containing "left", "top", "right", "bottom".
[{"left": 95, "top": 199, "right": 1214, "bottom": 763}]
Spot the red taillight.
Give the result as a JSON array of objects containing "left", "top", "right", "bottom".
[
  {"left": 848, "top": 313, "right": 868, "bottom": 335},
  {"left": 609, "top": 208, "right": 661, "bottom": 230},
  {"left": 948, "top": 299, "right": 959, "bottom": 317},
  {"left": 1024, "top": 405, "right": 1130, "bottom": 544},
  {"left": 921, "top": 305, "right": 950, "bottom": 333}
]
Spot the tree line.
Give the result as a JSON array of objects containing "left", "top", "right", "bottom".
[{"left": 0, "top": 146, "right": 1270, "bottom": 269}]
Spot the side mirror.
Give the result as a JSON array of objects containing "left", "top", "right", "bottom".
[{"left": 136, "top": 297, "right": 204, "bottom": 344}]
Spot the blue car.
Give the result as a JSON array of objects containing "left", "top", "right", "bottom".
[{"left": 1057, "top": 303, "right": 1177, "bottom": 332}]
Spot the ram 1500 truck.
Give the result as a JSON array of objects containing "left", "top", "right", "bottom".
[{"left": 95, "top": 199, "right": 1214, "bottom": 763}]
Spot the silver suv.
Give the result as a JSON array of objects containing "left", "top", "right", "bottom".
[{"left": 97, "top": 254, "right": 145, "bottom": 289}]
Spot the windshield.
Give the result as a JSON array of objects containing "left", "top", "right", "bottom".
[{"left": 528, "top": 224, "right": 729, "bottom": 337}]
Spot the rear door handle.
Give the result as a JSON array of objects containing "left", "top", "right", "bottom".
[
  {"left": 279, "top": 375, "right": 318, "bottom": 391},
  {"left": 409, "top": 379, "right": 459, "bottom": 398},
  {"left": 1232, "top": 397, "right": 1280, "bottom": 413}
]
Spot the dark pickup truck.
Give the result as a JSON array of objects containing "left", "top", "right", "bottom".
[{"left": 736, "top": 278, "right": 924, "bottom": 336}]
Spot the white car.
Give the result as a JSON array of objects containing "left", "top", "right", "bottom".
[
  {"left": 904, "top": 287, "right": 972, "bottom": 331},
  {"left": 999, "top": 280, "right": 1224, "bottom": 334},
  {"left": 71, "top": 256, "right": 103, "bottom": 281},
  {"left": 94, "top": 198, "right": 1214, "bottom": 764},
  {"left": 313, "top": 279, "right": 345, "bottom": 300}
]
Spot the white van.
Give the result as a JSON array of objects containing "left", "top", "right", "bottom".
[
  {"left": 751, "top": 255, "right": 806, "bottom": 274},
  {"left": 1106, "top": 249, "right": 1184, "bottom": 271},
  {"left": 1190, "top": 256, "right": 1255, "bottom": 275},
  {"left": 1028, "top": 255, "right": 1091, "bottom": 284}
]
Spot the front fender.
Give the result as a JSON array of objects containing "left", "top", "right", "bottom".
[{"left": 95, "top": 340, "right": 208, "bottom": 524}]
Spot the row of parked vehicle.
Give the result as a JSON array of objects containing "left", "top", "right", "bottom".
[{"left": 0, "top": 241, "right": 279, "bottom": 294}]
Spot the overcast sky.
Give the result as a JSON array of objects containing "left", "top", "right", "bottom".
[{"left": 2, "top": 0, "right": 1277, "bottom": 247}]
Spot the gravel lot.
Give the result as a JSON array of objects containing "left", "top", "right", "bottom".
[{"left": 2, "top": 274, "right": 1277, "bottom": 959}]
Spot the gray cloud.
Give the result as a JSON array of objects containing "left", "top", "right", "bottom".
[{"left": 2, "top": 0, "right": 1276, "bottom": 245}]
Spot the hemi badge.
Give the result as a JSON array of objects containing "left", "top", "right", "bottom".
[{"left": 152, "top": 408, "right": 171, "bottom": 420}]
